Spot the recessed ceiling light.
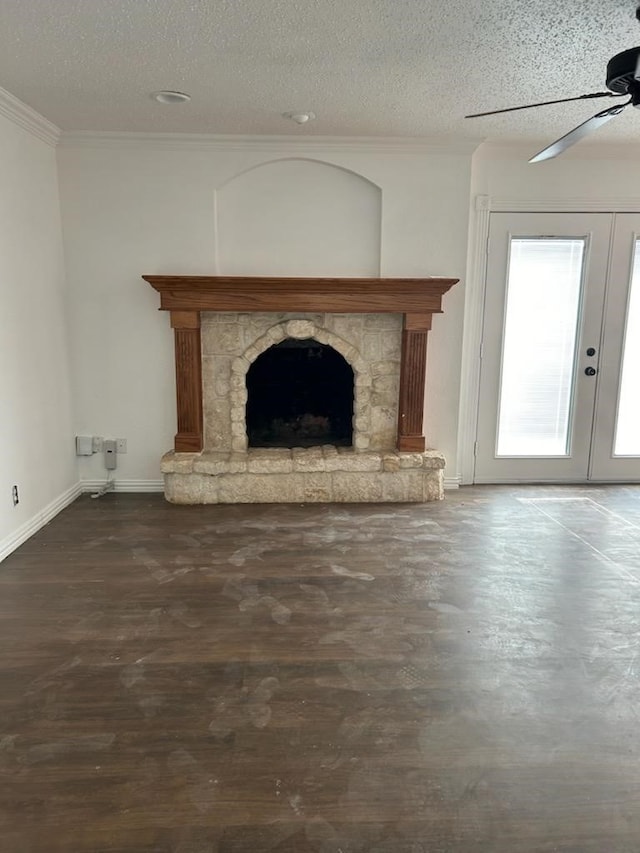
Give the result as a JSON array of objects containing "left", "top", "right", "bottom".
[
  {"left": 283, "top": 111, "right": 316, "bottom": 125},
  {"left": 151, "top": 91, "right": 191, "bottom": 105}
]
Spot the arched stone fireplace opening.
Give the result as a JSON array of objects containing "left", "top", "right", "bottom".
[{"left": 246, "top": 339, "right": 354, "bottom": 448}]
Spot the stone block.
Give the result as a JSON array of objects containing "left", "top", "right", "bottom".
[
  {"left": 201, "top": 475, "right": 221, "bottom": 503},
  {"left": 372, "top": 375, "right": 398, "bottom": 406},
  {"left": 303, "top": 473, "right": 334, "bottom": 502},
  {"left": 165, "top": 473, "right": 210, "bottom": 504},
  {"left": 229, "top": 404, "right": 244, "bottom": 425},
  {"left": 204, "top": 422, "right": 232, "bottom": 452},
  {"left": 160, "top": 452, "right": 197, "bottom": 474},
  {"left": 353, "top": 433, "right": 370, "bottom": 451},
  {"left": 201, "top": 355, "right": 216, "bottom": 391},
  {"left": 194, "top": 453, "right": 231, "bottom": 475},
  {"left": 228, "top": 453, "right": 248, "bottom": 473},
  {"left": 355, "top": 386, "right": 371, "bottom": 407},
  {"left": 247, "top": 449, "right": 294, "bottom": 474},
  {"left": 398, "top": 452, "right": 426, "bottom": 469},
  {"left": 203, "top": 397, "right": 230, "bottom": 433},
  {"left": 423, "top": 450, "right": 446, "bottom": 470},
  {"left": 371, "top": 360, "right": 400, "bottom": 376},
  {"left": 217, "top": 473, "right": 305, "bottom": 503},
  {"left": 354, "top": 373, "right": 372, "bottom": 389},
  {"left": 232, "top": 356, "right": 249, "bottom": 374},
  {"left": 382, "top": 453, "right": 401, "bottom": 473},
  {"left": 333, "top": 451, "right": 382, "bottom": 472},
  {"left": 330, "top": 315, "right": 365, "bottom": 343},
  {"left": 406, "top": 472, "right": 427, "bottom": 502},
  {"left": 214, "top": 370, "right": 232, "bottom": 400},
  {"left": 381, "top": 334, "right": 401, "bottom": 360},
  {"left": 285, "top": 319, "right": 316, "bottom": 339},
  {"left": 244, "top": 345, "right": 260, "bottom": 363},
  {"left": 381, "top": 473, "right": 409, "bottom": 502},
  {"left": 370, "top": 407, "right": 397, "bottom": 450},
  {"left": 424, "top": 470, "right": 445, "bottom": 501},
  {"left": 231, "top": 436, "right": 248, "bottom": 453},
  {"left": 332, "top": 473, "right": 384, "bottom": 502},
  {"left": 364, "top": 313, "right": 402, "bottom": 330},
  {"left": 292, "top": 447, "right": 326, "bottom": 472},
  {"left": 203, "top": 323, "right": 242, "bottom": 356},
  {"left": 362, "top": 333, "right": 382, "bottom": 361}
]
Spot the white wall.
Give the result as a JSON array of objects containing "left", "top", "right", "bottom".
[
  {"left": 57, "top": 139, "right": 475, "bottom": 483},
  {"left": 0, "top": 110, "right": 76, "bottom": 558},
  {"left": 472, "top": 141, "right": 640, "bottom": 203}
]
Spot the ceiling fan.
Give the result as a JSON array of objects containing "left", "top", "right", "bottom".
[{"left": 466, "top": 9, "right": 640, "bottom": 162}]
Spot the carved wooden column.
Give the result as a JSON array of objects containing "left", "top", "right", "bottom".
[
  {"left": 397, "top": 312, "right": 431, "bottom": 452},
  {"left": 170, "top": 310, "right": 203, "bottom": 452}
]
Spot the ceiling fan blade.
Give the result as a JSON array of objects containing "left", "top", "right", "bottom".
[
  {"left": 465, "top": 92, "right": 625, "bottom": 119},
  {"left": 529, "top": 102, "right": 629, "bottom": 163}
]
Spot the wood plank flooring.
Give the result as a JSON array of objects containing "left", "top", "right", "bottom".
[{"left": 1, "top": 486, "right": 640, "bottom": 852}]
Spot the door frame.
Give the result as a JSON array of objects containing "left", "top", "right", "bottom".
[{"left": 457, "top": 196, "right": 640, "bottom": 485}]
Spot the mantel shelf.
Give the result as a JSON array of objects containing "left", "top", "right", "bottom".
[{"left": 142, "top": 275, "right": 458, "bottom": 314}]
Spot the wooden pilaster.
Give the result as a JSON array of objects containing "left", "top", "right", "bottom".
[
  {"left": 397, "top": 313, "right": 432, "bottom": 452},
  {"left": 170, "top": 311, "right": 203, "bottom": 453}
]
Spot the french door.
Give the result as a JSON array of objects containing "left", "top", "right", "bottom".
[{"left": 475, "top": 212, "right": 640, "bottom": 483}]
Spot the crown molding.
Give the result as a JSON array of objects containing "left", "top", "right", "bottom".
[
  {"left": 0, "top": 86, "right": 60, "bottom": 146},
  {"left": 58, "top": 130, "right": 482, "bottom": 155},
  {"left": 476, "top": 139, "right": 640, "bottom": 162},
  {"left": 491, "top": 197, "right": 640, "bottom": 212}
]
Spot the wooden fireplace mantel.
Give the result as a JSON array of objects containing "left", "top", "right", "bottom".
[{"left": 143, "top": 276, "right": 458, "bottom": 453}]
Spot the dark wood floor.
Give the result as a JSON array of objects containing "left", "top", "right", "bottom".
[{"left": 1, "top": 487, "right": 640, "bottom": 852}]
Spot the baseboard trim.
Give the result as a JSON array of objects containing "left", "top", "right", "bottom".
[
  {"left": 444, "top": 476, "right": 461, "bottom": 490},
  {"left": 80, "top": 479, "right": 165, "bottom": 493},
  {"left": 0, "top": 482, "right": 82, "bottom": 563}
]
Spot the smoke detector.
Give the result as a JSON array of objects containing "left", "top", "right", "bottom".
[
  {"left": 283, "top": 111, "right": 316, "bottom": 125},
  {"left": 151, "top": 91, "right": 191, "bottom": 104}
]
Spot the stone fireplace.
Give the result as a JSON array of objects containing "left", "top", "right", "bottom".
[{"left": 143, "top": 276, "right": 457, "bottom": 503}]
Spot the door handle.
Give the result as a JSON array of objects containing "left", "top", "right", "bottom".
[{"left": 585, "top": 366, "right": 597, "bottom": 376}]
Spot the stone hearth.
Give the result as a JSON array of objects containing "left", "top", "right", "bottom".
[
  {"left": 144, "top": 275, "right": 457, "bottom": 504},
  {"left": 162, "top": 447, "right": 445, "bottom": 504}
]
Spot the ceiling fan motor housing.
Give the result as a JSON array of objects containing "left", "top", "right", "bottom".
[{"left": 606, "top": 47, "right": 640, "bottom": 94}]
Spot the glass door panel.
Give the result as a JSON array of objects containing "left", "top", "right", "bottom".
[
  {"left": 496, "top": 239, "right": 585, "bottom": 457},
  {"left": 590, "top": 214, "right": 640, "bottom": 480},
  {"left": 614, "top": 240, "right": 640, "bottom": 456},
  {"left": 475, "top": 213, "right": 611, "bottom": 483}
]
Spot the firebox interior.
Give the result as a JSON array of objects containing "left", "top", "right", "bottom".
[{"left": 246, "top": 338, "right": 354, "bottom": 448}]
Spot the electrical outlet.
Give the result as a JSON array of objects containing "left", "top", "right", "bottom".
[
  {"left": 12, "top": 485, "right": 19, "bottom": 506},
  {"left": 116, "top": 438, "right": 127, "bottom": 453},
  {"left": 92, "top": 436, "right": 104, "bottom": 452}
]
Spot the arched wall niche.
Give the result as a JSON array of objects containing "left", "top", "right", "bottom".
[{"left": 216, "top": 158, "right": 382, "bottom": 277}]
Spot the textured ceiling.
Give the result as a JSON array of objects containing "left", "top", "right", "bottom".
[{"left": 1, "top": 0, "right": 640, "bottom": 146}]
